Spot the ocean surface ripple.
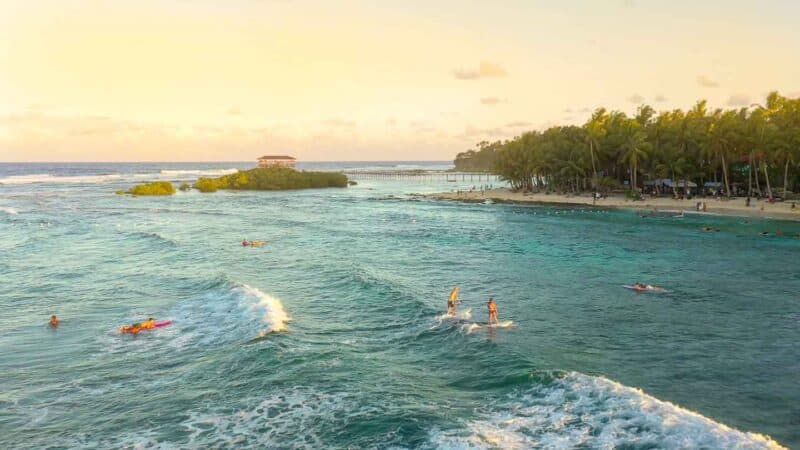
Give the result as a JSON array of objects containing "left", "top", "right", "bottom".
[{"left": 0, "top": 162, "right": 797, "bottom": 449}]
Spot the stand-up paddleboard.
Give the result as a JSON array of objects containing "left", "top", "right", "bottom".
[
  {"left": 623, "top": 285, "right": 667, "bottom": 293},
  {"left": 463, "top": 320, "right": 514, "bottom": 333}
]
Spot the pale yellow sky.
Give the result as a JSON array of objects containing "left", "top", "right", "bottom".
[{"left": 1, "top": 0, "right": 798, "bottom": 161}]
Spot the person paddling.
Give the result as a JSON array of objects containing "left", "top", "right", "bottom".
[{"left": 487, "top": 298, "right": 498, "bottom": 325}]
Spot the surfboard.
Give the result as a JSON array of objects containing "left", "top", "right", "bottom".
[
  {"left": 154, "top": 320, "right": 172, "bottom": 328},
  {"left": 463, "top": 320, "right": 514, "bottom": 333},
  {"left": 623, "top": 285, "right": 666, "bottom": 293},
  {"left": 448, "top": 287, "right": 459, "bottom": 302}
]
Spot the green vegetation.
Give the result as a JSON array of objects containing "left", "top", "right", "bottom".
[
  {"left": 453, "top": 141, "right": 502, "bottom": 171},
  {"left": 194, "top": 167, "right": 348, "bottom": 192},
  {"left": 122, "top": 181, "right": 176, "bottom": 196},
  {"left": 462, "top": 91, "right": 800, "bottom": 198}
]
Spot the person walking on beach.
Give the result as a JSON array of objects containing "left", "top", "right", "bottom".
[
  {"left": 487, "top": 298, "right": 498, "bottom": 325},
  {"left": 49, "top": 315, "right": 59, "bottom": 328}
]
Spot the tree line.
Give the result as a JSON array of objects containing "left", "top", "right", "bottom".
[{"left": 455, "top": 92, "right": 800, "bottom": 198}]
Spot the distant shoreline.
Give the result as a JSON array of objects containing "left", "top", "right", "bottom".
[{"left": 426, "top": 188, "right": 800, "bottom": 222}]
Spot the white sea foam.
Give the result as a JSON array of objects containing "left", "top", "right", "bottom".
[
  {"left": 182, "top": 388, "right": 353, "bottom": 448},
  {"left": 159, "top": 168, "right": 238, "bottom": 177},
  {"left": 0, "top": 207, "right": 18, "bottom": 215},
  {"left": 0, "top": 168, "right": 238, "bottom": 185},
  {"left": 234, "top": 284, "right": 291, "bottom": 335},
  {"left": 0, "top": 173, "right": 123, "bottom": 184},
  {"left": 429, "top": 371, "right": 785, "bottom": 449}
]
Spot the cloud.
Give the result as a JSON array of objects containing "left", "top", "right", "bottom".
[
  {"left": 506, "top": 121, "right": 532, "bottom": 128},
  {"left": 461, "top": 125, "right": 509, "bottom": 138},
  {"left": 453, "top": 61, "right": 507, "bottom": 80},
  {"left": 480, "top": 97, "right": 503, "bottom": 105},
  {"left": 228, "top": 106, "right": 242, "bottom": 115},
  {"left": 320, "top": 119, "right": 356, "bottom": 127},
  {"left": 726, "top": 94, "right": 751, "bottom": 107},
  {"left": 696, "top": 75, "right": 719, "bottom": 88},
  {"left": 654, "top": 94, "right": 668, "bottom": 103},
  {"left": 627, "top": 93, "right": 645, "bottom": 104}
]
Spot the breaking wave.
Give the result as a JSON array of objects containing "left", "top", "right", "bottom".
[
  {"left": 234, "top": 284, "right": 291, "bottom": 335},
  {"left": 159, "top": 168, "right": 238, "bottom": 177},
  {"left": 429, "top": 371, "right": 785, "bottom": 449},
  {"left": 0, "top": 173, "right": 122, "bottom": 185}
]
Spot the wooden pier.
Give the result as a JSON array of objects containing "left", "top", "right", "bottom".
[{"left": 340, "top": 170, "right": 501, "bottom": 182}]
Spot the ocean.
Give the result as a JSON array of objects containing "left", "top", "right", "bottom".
[{"left": 0, "top": 161, "right": 797, "bottom": 449}]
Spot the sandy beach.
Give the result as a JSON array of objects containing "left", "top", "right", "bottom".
[{"left": 427, "top": 188, "right": 800, "bottom": 221}]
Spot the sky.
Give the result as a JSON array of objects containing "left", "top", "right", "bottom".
[{"left": 1, "top": 0, "right": 799, "bottom": 162}]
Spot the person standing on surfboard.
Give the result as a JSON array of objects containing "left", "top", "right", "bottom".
[
  {"left": 487, "top": 298, "right": 498, "bottom": 325},
  {"left": 447, "top": 287, "right": 459, "bottom": 315}
]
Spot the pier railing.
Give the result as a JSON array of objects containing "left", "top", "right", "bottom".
[{"left": 337, "top": 170, "right": 501, "bottom": 182}]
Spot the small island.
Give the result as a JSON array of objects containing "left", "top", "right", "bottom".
[
  {"left": 117, "top": 181, "right": 176, "bottom": 196},
  {"left": 194, "top": 167, "right": 348, "bottom": 193}
]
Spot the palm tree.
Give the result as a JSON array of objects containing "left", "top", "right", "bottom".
[
  {"left": 620, "top": 120, "right": 650, "bottom": 193},
  {"left": 584, "top": 109, "right": 607, "bottom": 190}
]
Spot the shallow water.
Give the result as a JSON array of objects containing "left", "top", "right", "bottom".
[{"left": 1, "top": 162, "right": 798, "bottom": 449}]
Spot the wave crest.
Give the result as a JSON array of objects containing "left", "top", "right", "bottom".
[
  {"left": 430, "top": 371, "right": 785, "bottom": 449},
  {"left": 234, "top": 284, "right": 291, "bottom": 335},
  {"left": 0, "top": 173, "right": 122, "bottom": 185}
]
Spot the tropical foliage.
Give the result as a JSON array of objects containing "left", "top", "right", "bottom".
[
  {"left": 194, "top": 167, "right": 348, "bottom": 192},
  {"left": 121, "top": 181, "right": 176, "bottom": 196},
  {"left": 453, "top": 141, "right": 504, "bottom": 171},
  {"left": 458, "top": 91, "right": 800, "bottom": 197}
]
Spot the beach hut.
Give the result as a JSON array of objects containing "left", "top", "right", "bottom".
[{"left": 258, "top": 155, "right": 296, "bottom": 168}]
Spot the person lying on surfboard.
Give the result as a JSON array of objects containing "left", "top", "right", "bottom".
[
  {"left": 120, "top": 317, "right": 156, "bottom": 334},
  {"left": 487, "top": 298, "right": 498, "bottom": 325},
  {"left": 632, "top": 283, "right": 665, "bottom": 292}
]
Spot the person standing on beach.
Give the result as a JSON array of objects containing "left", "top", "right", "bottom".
[{"left": 487, "top": 298, "right": 498, "bottom": 325}]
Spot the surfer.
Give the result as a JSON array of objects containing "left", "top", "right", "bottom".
[
  {"left": 447, "top": 287, "right": 459, "bottom": 315},
  {"left": 49, "top": 315, "right": 59, "bottom": 328},
  {"left": 120, "top": 317, "right": 155, "bottom": 334},
  {"left": 487, "top": 297, "right": 498, "bottom": 325}
]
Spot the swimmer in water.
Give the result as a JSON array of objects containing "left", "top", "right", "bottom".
[
  {"left": 49, "top": 315, "right": 59, "bottom": 328},
  {"left": 242, "top": 239, "right": 249, "bottom": 246},
  {"left": 487, "top": 298, "right": 498, "bottom": 325}
]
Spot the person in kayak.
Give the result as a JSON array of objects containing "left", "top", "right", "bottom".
[
  {"left": 49, "top": 315, "right": 59, "bottom": 328},
  {"left": 140, "top": 318, "right": 156, "bottom": 330},
  {"left": 487, "top": 298, "right": 498, "bottom": 325}
]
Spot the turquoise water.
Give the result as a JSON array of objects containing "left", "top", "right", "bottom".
[{"left": 1, "top": 162, "right": 798, "bottom": 449}]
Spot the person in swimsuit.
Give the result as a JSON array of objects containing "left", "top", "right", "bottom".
[
  {"left": 487, "top": 298, "right": 498, "bottom": 325},
  {"left": 447, "top": 296, "right": 457, "bottom": 315}
]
